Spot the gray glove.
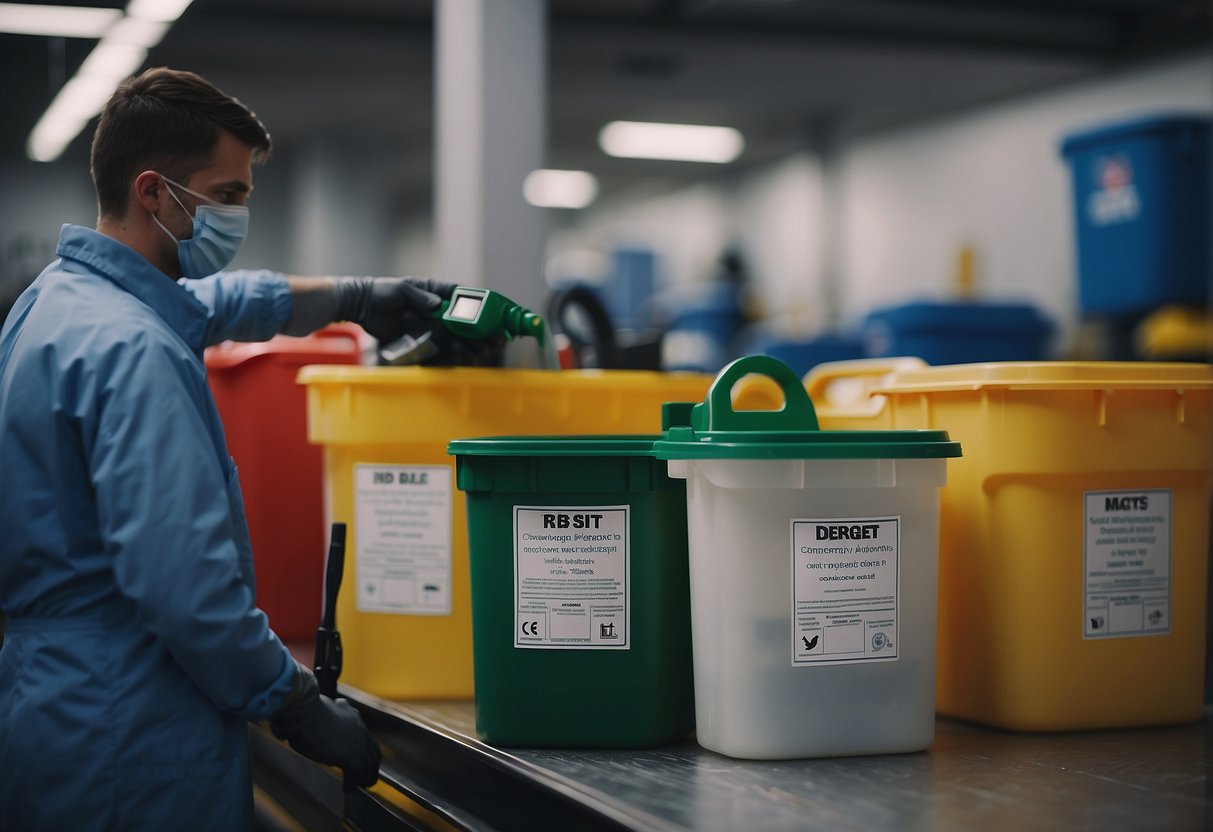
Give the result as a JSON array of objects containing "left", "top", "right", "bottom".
[
  {"left": 333, "top": 276, "right": 455, "bottom": 345},
  {"left": 270, "top": 662, "right": 381, "bottom": 790}
]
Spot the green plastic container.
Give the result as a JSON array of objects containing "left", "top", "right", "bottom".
[{"left": 449, "top": 435, "right": 694, "bottom": 748}]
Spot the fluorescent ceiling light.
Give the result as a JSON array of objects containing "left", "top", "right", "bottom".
[
  {"left": 78, "top": 42, "right": 148, "bottom": 81},
  {"left": 27, "top": 38, "right": 147, "bottom": 162},
  {"left": 599, "top": 121, "right": 745, "bottom": 164},
  {"left": 24, "top": 0, "right": 192, "bottom": 162},
  {"left": 0, "top": 3, "right": 121, "bottom": 37},
  {"left": 105, "top": 15, "right": 169, "bottom": 48},
  {"left": 27, "top": 74, "right": 117, "bottom": 161},
  {"left": 125, "top": 0, "right": 193, "bottom": 23},
  {"left": 523, "top": 169, "right": 599, "bottom": 209}
]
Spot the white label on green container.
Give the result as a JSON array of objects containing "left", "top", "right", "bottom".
[
  {"left": 354, "top": 464, "right": 451, "bottom": 616},
  {"left": 1084, "top": 489, "right": 1171, "bottom": 639},
  {"left": 513, "top": 506, "right": 630, "bottom": 650},
  {"left": 791, "top": 517, "right": 900, "bottom": 666}
]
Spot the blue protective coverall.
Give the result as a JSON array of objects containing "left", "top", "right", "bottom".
[{"left": 0, "top": 225, "right": 299, "bottom": 831}]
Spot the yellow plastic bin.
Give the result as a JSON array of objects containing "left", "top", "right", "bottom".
[
  {"left": 804, "top": 359, "right": 1213, "bottom": 731},
  {"left": 299, "top": 366, "right": 712, "bottom": 699}
]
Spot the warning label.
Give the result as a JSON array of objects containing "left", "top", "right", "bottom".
[
  {"left": 791, "top": 517, "right": 900, "bottom": 666},
  {"left": 354, "top": 464, "right": 451, "bottom": 615},
  {"left": 514, "top": 506, "right": 629, "bottom": 650},
  {"left": 1084, "top": 489, "right": 1171, "bottom": 639}
]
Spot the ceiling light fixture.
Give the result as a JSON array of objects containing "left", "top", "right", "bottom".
[
  {"left": 104, "top": 16, "right": 170, "bottom": 48},
  {"left": 125, "top": 0, "right": 193, "bottom": 23},
  {"left": 523, "top": 169, "right": 599, "bottom": 209},
  {"left": 28, "top": 75, "right": 116, "bottom": 162},
  {"left": 77, "top": 41, "right": 149, "bottom": 80},
  {"left": 26, "top": 1, "right": 195, "bottom": 162},
  {"left": 0, "top": 3, "right": 121, "bottom": 38},
  {"left": 598, "top": 121, "right": 745, "bottom": 164}
]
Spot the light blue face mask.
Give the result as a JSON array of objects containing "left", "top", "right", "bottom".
[{"left": 152, "top": 174, "right": 249, "bottom": 279}]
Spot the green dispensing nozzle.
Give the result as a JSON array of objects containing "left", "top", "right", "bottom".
[
  {"left": 439, "top": 286, "right": 545, "bottom": 341},
  {"left": 379, "top": 285, "right": 545, "bottom": 366}
]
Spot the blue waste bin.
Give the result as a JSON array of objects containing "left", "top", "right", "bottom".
[
  {"left": 861, "top": 301, "right": 1054, "bottom": 365},
  {"left": 1060, "top": 114, "right": 1211, "bottom": 316},
  {"left": 745, "top": 332, "right": 866, "bottom": 377}
]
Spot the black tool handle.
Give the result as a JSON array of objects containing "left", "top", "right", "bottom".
[{"left": 314, "top": 522, "right": 346, "bottom": 699}]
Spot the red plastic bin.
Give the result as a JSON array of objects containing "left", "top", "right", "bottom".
[{"left": 205, "top": 325, "right": 363, "bottom": 640}]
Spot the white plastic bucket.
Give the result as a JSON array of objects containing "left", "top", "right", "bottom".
[{"left": 656, "top": 356, "right": 961, "bottom": 759}]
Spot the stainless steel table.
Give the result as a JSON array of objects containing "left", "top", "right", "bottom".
[{"left": 252, "top": 690, "right": 1211, "bottom": 832}]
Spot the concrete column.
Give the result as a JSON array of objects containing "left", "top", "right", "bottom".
[
  {"left": 291, "top": 138, "right": 391, "bottom": 276},
  {"left": 434, "top": 0, "right": 548, "bottom": 311},
  {"left": 811, "top": 119, "right": 844, "bottom": 329}
]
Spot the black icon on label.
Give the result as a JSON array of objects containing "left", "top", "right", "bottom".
[
  {"left": 521, "top": 620, "right": 540, "bottom": 636},
  {"left": 802, "top": 634, "right": 819, "bottom": 651},
  {"left": 1090, "top": 615, "right": 1105, "bottom": 630},
  {"left": 871, "top": 632, "right": 892, "bottom": 652},
  {"left": 600, "top": 622, "right": 619, "bottom": 639},
  {"left": 423, "top": 584, "right": 440, "bottom": 593},
  {"left": 1148, "top": 609, "right": 1163, "bottom": 625}
]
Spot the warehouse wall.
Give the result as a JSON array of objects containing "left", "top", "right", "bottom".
[
  {"left": 0, "top": 160, "right": 94, "bottom": 316},
  {"left": 540, "top": 153, "right": 826, "bottom": 335},
  {"left": 838, "top": 51, "right": 1213, "bottom": 354},
  {"left": 2, "top": 51, "right": 1208, "bottom": 345},
  {"left": 550, "top": 51, "right": 1212, "bottom": 356}
]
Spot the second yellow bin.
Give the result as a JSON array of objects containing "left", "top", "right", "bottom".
[
  {"left": 805, "top": 359, "right": 1213, "bottom": 731},
  {"left": 299, "top": 366, "right": 712, "bottom": 699}
]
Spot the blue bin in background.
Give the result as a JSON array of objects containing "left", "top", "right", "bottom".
[
  {"left": 662, "top": 283, "right": 744, "bottom": 373},
  {"left": 741, "top": 332, "right": 866, "bottom": 377},
  {"left": 861, "top": 301, "right": 1054, "bottom": 365},
  {"left": 604, "top": 248, "right": 657, "bottom": 329},
  {"left": 1060, "top": 114, "right": 1211, "bottom": 316}
]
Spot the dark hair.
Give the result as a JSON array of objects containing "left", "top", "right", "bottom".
[{"left": 90, "top": 67, "right": 272, "bottom": 217}]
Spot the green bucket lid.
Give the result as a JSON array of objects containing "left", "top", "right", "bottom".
[
  {"left": 653, "top": 355, "right": 962, "bottom": 461},
  {"left": 448, "top": 435, "right": 660, "bottom": 457},
  {"left": 448, "top": 435, "right": 673, "bottom": 495}
]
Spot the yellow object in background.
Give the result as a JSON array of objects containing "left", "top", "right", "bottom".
[
  {"left": 806, "top": 359, "right": 1213, "bottom": 732},
  {"left": 955, "top": 242, "right": 977, "bottom": 299},
  {"left": 1137, "top": 306, "right": 1213, "bottom": 361},
  {"left": 729, "top": 372, "right": 784, "bottom": 411},
  {"left": 299, "top": 366, "right": 712, "bottom": 700}
]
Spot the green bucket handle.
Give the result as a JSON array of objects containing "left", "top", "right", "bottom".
[{"left": 691, "top": 355, "right": 820, "bottom": 432}]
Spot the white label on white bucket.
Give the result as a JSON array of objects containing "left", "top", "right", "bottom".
[
  {"left": 514, "top": 506, "right": 629, "bottom": 650},
  {"left": 791, "top": 517, "right": 900, "bottom": 666},
  {"left": 1084, "top": 490, "right": 1171, "bottom": 639},
  {"left": 353, "top": 464, "right": 451, "bottom": 615}
]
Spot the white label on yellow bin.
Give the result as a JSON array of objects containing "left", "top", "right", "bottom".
[
  {"left": 1084, "top": 489, "right": 1171, "bottom": 639},
  {"left": 513, "top": 506, "right": 630, "bottom": 650},
  {"left": 354, "top": 464, "right": 451, "bottom": 616},
  {"left": 791, "top": 517, "right": 900, "bottom": 666}
]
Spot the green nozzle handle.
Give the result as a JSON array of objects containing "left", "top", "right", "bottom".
[{"left": 438, "top": 286, "right": 543, "bottom": 342}]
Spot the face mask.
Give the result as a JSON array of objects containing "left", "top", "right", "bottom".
[{"left": 152, "top": 174, "right": 249, "bottom": 279}]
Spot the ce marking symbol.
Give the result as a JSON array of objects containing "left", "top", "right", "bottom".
[{"left": 521, "top": 620, "right": 541, "bottom": 636}]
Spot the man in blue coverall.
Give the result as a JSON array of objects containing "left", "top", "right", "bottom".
[{"left": 0, "top": 67, "right": 458, "bottom": 830}]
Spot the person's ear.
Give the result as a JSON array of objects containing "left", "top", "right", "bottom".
[{"left": 133, "top": 171, "right": 164, "bottom": 214}]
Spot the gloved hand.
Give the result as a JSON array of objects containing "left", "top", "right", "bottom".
[
  {"left": 270, "top": 662, "right": 381, "bottom": 790},
  {"left": 333, "top": 276, "right": 455, "bottom": 345},
  {"left": 421, "top": 326, "right": 508, "bottom": 367}
]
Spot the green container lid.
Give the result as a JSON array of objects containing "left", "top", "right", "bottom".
[
  {"left": 653, "top": 355, "right": 963, "bottom": 461},
  {"left": 449, "top": 435, "right": 677, "bottom": 495},
  {"left": 448, "top": 435, "right": 660, "bottom": 457}
]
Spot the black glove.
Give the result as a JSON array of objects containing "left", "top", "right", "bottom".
[
  {"left": 334, "top": 277, "right": 456, "bottom": 345},
  {"left": 345, "top": 277, "right": 511, "bottom": 367},
  {"left": 420, "top": 325, "right": 508, "bottom": 367},
  {"left": 270, "top": 662, "right": 381, "bottom": 790}
]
